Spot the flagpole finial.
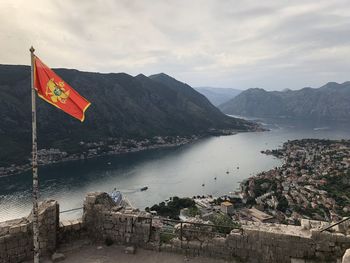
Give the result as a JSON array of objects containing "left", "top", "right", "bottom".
[{"left": 30, "top": 46, "right": 35, "bottom": 53}]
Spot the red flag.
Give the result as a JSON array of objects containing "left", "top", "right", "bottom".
[{"left": 33, "top": 56, "right": 91, "bottom": 121}]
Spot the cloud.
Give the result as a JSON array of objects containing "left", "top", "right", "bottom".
[{"left": 0, "top": 0, "right": 349, "bottom": 90}]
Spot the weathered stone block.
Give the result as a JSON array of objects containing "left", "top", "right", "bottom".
[
  {"left": 171, "top": 238, "right": 181, "bottom": 248},
  {"left": 160, "top": 243, "right": 172, "bottom": 252},
  {"left": 124, "top": 246, "right": 136, "bottom": 254},
  {"left": 52, "top": 252, "right": 65, "bottom": 262},
  {"left": 212, "top": 237, "right": 226, "bottom": 247},
  {"left": 6, "top": 239, "right": 18, "bottom": 250},
  {"left": 8, "top": 225, "right": 21, "bottom": 234},
  {"left": 316, "top": 242, "right": 333, "bottom": 252},
  {"left": 342, "top": 249, "right": 350, "bottom": 263},
  {"left": 187, "top": 240, "right": 201, "bottom": 250}
]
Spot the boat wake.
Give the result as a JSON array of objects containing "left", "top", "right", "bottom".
[{"left": 313, "top": 127, "right": 330, "bottom": 131}]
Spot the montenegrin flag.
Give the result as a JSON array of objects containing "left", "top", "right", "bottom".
[{"left": 33, "top": 56, "right": 91, "bottom": 122}]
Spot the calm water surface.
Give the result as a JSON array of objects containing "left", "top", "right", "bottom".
[{"left": 0, "top": 118, "right": 350, "bottom": 221}]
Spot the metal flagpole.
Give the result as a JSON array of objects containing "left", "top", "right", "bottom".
[{"left": 30, "top": 46, "right": 40, "bottom": 263}]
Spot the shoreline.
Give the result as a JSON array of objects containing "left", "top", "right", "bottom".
[
  {"left": 0, "top": 136, "right": 198, "bottom": 178},
  {"left": 233, "top": 139, "right": 350, "bottom": 223},
  {"left": 147, "top": 138, "right": 350, "bottom": 225},
  {"left": 0, "top": 129, "right": 245, "bottom": 178}
]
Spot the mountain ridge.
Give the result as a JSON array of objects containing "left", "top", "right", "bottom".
[
  {"left": 194, "top": 87, "right": 242, "bottom": 106},
  {"left": 0, "top": 65, "right": 257, "bottom": 167},
  {"left": 219, "top": 81, "right": 350, "bottom": 121}
]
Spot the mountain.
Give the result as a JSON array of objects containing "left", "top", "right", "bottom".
[
  {"left": 219, "top": 82, "right": 350, "bottom": 121},
  {"left": 194, "top": 87, "right": 242, "bottom": 106},
  {"left": 0, "top": 66, "right": 257, "bottom": 167}
]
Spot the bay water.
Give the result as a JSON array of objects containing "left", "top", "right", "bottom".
[{"left": 1, "top": 118, "right": 349, "bottom": 221}]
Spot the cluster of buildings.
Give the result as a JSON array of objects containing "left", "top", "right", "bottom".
[
  {"left": 37, "top": 148, "right": 69, "bottom": 164},
  {"left": 178, "top": 194, "right": 275, "bottom": 225},
  {"left": 104, "top": 136, "right": 196, "bottom": 156},
  {"left": 176, "top": 139, "right": 350, "bottom": 226},
  {"left": 240, "top": 139, "right": 350, "bottom": 224}
]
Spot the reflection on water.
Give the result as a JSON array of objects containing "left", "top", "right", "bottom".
[{"left": 1, "top": 118, "right": 350, "bottom": 221}]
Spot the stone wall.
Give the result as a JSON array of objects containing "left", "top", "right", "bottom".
[
  {"left": 0, "top": 200, "right": 59, "bottom": 263},
  {"left": 82, "top": 192, "right": 350, "bottom": 262},
  {"left": 1, "top": 193, "right": 350, "bottom": 263},
  {"left": 58, "top": 218, "right": 86, "bottom": 245},
  {"left": 158, "top": 224, "right": 350, "bottom": 263},
  {"left": 0, "top": 218, "right": 32, "bottom": 263},
  {"left": 83, "top": 192, "right": 152, "bottom": 245}
]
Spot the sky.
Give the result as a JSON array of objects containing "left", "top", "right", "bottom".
[{"left": 1, "top": 0, "right": 350, "bottom": 91}]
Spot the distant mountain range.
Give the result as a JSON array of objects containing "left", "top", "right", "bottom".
[
  {"left": 0, "top": 65, "right": 257, "bottom": 166},
  {"left": 194, "top": 87, "right": 242, "bottom": 106},
  {"left": 219, "top": 82, "right": 350, "bottom": 121}
]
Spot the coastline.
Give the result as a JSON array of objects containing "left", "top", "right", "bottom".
[
  {"left": 0, "top": 136, "right": 198, "bottom": 178},
  {"left": 146, "top": 138, "right": 350, "bottom": 225},
  {"left": 233, "top": 139, "right": 350, "bottom": 223},
  {"left": 0, "top": 128, "right": 244, "bottom": 178}
]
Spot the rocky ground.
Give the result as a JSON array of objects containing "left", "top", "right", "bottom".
[{"left": 32, "top": 243, "right": 234, "bottom": 263}]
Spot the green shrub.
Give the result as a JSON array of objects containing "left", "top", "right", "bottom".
[{"left": 211, "top": 214, "right": 240, "bottom": 234}]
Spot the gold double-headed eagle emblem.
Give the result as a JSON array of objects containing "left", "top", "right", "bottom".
[{"left": 45, "top": 78, "right": 70, "bottom": 104}]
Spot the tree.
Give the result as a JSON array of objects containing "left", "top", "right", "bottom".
[
  {"left": 277, "top": 196, "right": 289, "bottom": 212},
  {"left": 210, "top": 214, "right": 239, "bottom": 234}
]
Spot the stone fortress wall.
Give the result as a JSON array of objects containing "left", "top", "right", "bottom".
[
  {"left": 0, "top": 200, "right": 58, "bottom": 263},
  {"left": 1, "top": 192, "right": 350, "bottom": 263}
]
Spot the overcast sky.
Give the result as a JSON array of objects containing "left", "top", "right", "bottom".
[{"left": 1, "top": 0, "right": 350, "bottom": 90}]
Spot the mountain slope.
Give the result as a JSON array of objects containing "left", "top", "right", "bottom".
[
  {"left": 194, "top": 87, "right": 241, "bottom": 106},
  {"left": 149, "top": 73, "right": 253, "bottom": 130},
  {"left": 219, "top": 82, "right": 350, "bottom": 120},
  {"left": 0, "top": 66, "right": 257, "bottom": 166}
]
